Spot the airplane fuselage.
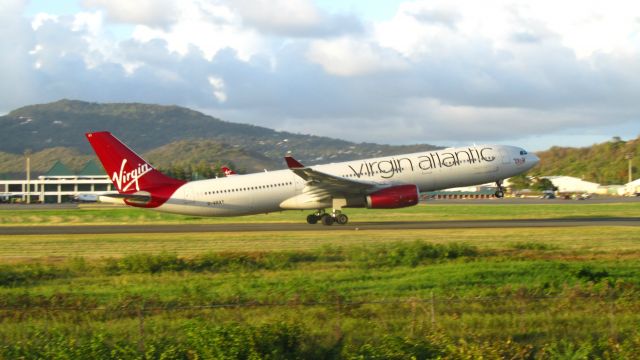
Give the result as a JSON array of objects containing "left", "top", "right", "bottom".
[{"left": 158, "top": 145, "right": 538, "bottom": 216}]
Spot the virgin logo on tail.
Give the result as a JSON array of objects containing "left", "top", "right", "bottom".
[{"left": 112, "top": 159, "right": 153, "bottom": 192}]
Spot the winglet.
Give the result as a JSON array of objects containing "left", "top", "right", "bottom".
[{"left": 285, "top": 155, "right": 305, "bottom": 169}]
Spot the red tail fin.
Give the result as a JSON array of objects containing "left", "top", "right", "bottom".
[{"left": 86, "top": 132, "right": 185, "bottom": 207}]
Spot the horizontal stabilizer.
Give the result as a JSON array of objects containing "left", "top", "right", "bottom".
[{"left": 100, "top": 193, "right": 151, "bottom": 203}]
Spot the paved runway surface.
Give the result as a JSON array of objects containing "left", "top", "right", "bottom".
[
  {"left": 0, "top": 196, "right": 638, "bottom": 211},
  {"left": 1, "top": 217, "right": 638, "bottom": 235}
]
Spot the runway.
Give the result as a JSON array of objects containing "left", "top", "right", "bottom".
[
  {"left": 1, "top": 217, "right": 638, "bottom": 235},
  {"left": 1, "top": 197, "right": 638, "bottom": 211}
]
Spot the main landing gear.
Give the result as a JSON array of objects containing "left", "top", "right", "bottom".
[
  {"left": 494, "top": 180, "right": 505, "bottom": 198},
  {"left": 306, "top": 209, "right": 349, "bottom": 226}
]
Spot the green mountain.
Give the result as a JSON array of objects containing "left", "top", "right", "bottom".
[
  {"left": 0, "top": 100, "right": 439, "bottom": 167},
  {"left": 144, "top": 139, "right": 279, "bottom": 173},
  {"left": 0, "top": 140, "right": 273, "bottom": 179},
  {"left": 530, "top": 136, "right": 640, "bottom": 185},
  {"left": 0, "top": 147, "right": 92, "bottom": 179}
]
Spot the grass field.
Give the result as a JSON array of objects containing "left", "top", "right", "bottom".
[
  {"left": 1, "top": 203, "right": 640, "bottom": 358},
  {"left": 1, "top": 201, "right": 639, "bottom": 226}
]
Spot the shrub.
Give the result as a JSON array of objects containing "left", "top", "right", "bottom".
[
  {"left": 346, "top": 335, "right": 445, "bottom": 360},
  {"left": 352, "top": 242, "right": 479, "bottom": 268},
  {"left": 575, "top": 266, "right": 610, "bottom": 283},
  {"left": 105, "top": 252, "right": 186, "bottom": 274},
  {"left": 0, "top": 264, "right": 69, "bottom": 287},
  {"left": 510, "top": 242, "right": 558, "bottom": 251}
]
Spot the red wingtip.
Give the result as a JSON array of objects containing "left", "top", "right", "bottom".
[{"left": 285, "top": 155, "right": 305, "bottom": 169}]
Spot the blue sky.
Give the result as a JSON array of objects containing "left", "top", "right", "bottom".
[
  {"left": 25, "top": 0, "right": 80, "bottom": 15},
  {"left": 4, "top": 0, "right": 640, "bottom": 151},
  {"left": 314, "top": 0, "right": 405, "bottom": 20},
  {"left": 25, "top": 0, "right": 405, "bottom": 20}
]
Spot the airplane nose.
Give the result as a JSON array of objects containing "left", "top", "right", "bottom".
[{"left": 530, "top": 153, "right": 540, "bottom": 166}]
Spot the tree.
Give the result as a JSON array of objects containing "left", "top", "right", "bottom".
[
  {"left": 508, "top": 174, "right": 531, "bottom": 190},
  {"left": 532, "top": 178, "right": 557, "bottom": 192}
]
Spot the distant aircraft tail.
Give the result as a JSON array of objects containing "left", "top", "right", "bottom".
[
  {"left": 86, "top": 131, "right": 185, "bottom": 207},
  {"left": 221, "top": 166, "right": 237, "bottom": 176}
]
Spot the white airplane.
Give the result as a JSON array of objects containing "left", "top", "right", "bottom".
[{"left": 87, "top": 131, "right": 539, "bottom": 225}]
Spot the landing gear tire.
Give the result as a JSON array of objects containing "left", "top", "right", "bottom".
[
  {"left": 494, "top": 180, "right": 505, "bottom": 198},
  {"left": 321, "top": 214, "right": 335, "bottom": 226},
  {"left": 335, "top": 213, "right": 348, "bottom": 225},
  {"left": 306, "top": 214, "right": 319, "bottom": 224}
]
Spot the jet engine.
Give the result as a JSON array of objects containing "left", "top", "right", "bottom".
[{"left": 366, "top": 184, "right": 419, "bottom": 209}]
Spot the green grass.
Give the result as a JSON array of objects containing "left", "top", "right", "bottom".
[
  {"left": 1, "top": 203, "right": 640, "bottom": 358},
  {"left": 1, "top": 201, "right": 639, "bottom": 226},
  {"left": 0, "top": 226, "right": 638, "bottom": 259}
]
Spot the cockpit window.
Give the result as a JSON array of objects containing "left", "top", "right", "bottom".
[{"left": 519, "top": 150, "right": 528, "bottom": 155}]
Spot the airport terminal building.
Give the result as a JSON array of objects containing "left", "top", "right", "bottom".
[{"left": 0, "top": 160, "right": 112, "bottom": 203}]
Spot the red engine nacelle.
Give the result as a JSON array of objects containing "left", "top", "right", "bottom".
[{"left": 366, "top": 184, "right": 419, "bottom": 209}]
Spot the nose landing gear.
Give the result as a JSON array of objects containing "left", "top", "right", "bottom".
[{"left": 495, "top": 180, "right": 505, "bottom": 198}]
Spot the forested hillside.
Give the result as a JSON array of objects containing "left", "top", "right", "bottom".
[
  {"left": 531, "top": 136, "right": 639, "bottom": 184},
  {"left": 0, "top": 148, "right": 92, "bottom": 179},
  {"left": 0, "top": 100, "right": 438, "bottom": 164},
  {"left": 0, "top": 140, "right": 275, "bottom": 179},
  {"left": 144, "top": 139, "right": 279, "bottom": 174}
]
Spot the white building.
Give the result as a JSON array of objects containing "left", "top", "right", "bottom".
[
  {"left": 624, "top": 179, "right": 640, "bottom": 196},
  {"left": 542, "top": 176, "right": 600, "bottom": 194},
  {"left": 0, "top": 160, "right": 112, "bottom": 204}
]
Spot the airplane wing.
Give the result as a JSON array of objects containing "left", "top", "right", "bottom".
[{"left": 285, "top": 155, "right": 380, "bottom": 198}]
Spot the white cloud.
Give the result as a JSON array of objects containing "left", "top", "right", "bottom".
[
  {"left": 510, "top": 1, "right": 640, "bottom": 58},
  {"left": 229, "top": 0, "right": 362, "bottom": 37},
  {"left": 130, "top": 1, "right": 263, "bottom": 61},
  {"left": 31, "top": 13, "right": 58, "bottom": 30},
  {"left": 81, "top": 0, "right": 178, "bottom": 28},
  {"left": 208, "top": 76, "right": 227, "bottom": 103},
  {"left": 232, "top": 0, "right": 321, "bottom": 32},
  {"left": 0, "top": 0, "right": 38, "bottom": 112},
  {"left": 2, "top": 0, "right": 640, "bottom": 149},
  {"left": 374, "top": 0, "right": 640, "bottom": 59},
  {"left": 307, "top": 37, "right": 408, "bottom": 76},
  {"left": 71, "top": 11, "right": 102, "bottom": 34}
]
